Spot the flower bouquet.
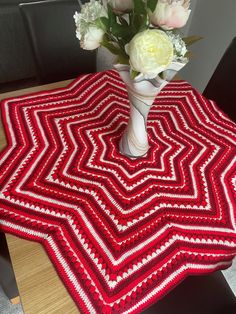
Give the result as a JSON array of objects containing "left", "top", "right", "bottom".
[{"left": 74, "top": 0, "right": 200, "bottom": 157}]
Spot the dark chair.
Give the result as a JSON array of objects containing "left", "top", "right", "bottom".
[
  {"left": 0, "top": 233, "right": 19, "bottom": 300},
  {"left": 19, "top": 0, "right": 96, "bottom": 84},
  {"left": 203, "top": 37, "right": 236, "bottom": 122},
  {"left": 142, "top": 271, "right": 236, "bottom": 314}
]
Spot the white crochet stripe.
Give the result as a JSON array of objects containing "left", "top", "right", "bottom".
[
  {"left": 221, "top": 156, "right": 236, "bottom": 229},
  {"left": 197, "top": 97, "right": 236, "bottom": 145},
  {"left": 0, "top": 104, "right": 27, "bottom": 179},
  {"left": 0, "top": 219, "right": 48, "bottom": 239},
  {"left": 0, "top": 74, "right": 90, "bottom": 166},
  {"left": 46, "top": 236, "right": 96, "bottom": 313}
]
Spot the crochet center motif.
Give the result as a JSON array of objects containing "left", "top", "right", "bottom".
[{"left": 0, "top": 71, "right": 236, "bottom": 314}]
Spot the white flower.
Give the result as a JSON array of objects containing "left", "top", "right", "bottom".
[
  {"left": 149, "top": 0, "right": 191, "bottom": 30},
  {"left": 126, "top": 29, "right": 174, "bottom": 79},
  {"left": 74, "top": 0, "right": 107, "bottom": 50},
  {"left": 108, "top": 0, "right": 133, "bottom": 13},
  {"left": 80, "top": 26, "right": 105, "bottom": 50},
  {"left": 166, "top": 31, "right": 188, "bottom": 61}
]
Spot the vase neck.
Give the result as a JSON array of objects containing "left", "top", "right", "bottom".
[{"left": 127, "top": 89, "right": 152, "bottom": 122}]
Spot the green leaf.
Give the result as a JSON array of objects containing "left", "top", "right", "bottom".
[
  {"left": 107, "top": 4, "right": 134, "bottom": 40},
  {"left": 133, "top": 0, "right": 146, "bottom": 15},
  {"left": 147, "top": 0, "right": 158, "bottom": 12},
  {"left": 107, "top": 4, "right": 116, "bottom": 28},
  {"left": 117, "top": 54, "right": 129, "bottom": 65},
  {"left": 159, "top": 71, "right": 164, "bottom": 79},
  {"left": 101, "top": 37, "right": 129, "bottom": 64},
  {"left": 183, "top": 35, "right": 203, "bottom": 46},
  {"left": 133, "top": 13, "right": 148, "bottom": 33},
  {"left": 111, "top": 22, "right": 131, "bottom": 38},
  {"left": 184, "top": 51, "right": 192, "bottom": 59},
  {"left": 95, "top": 17, "right": 109, "bottom": 31},
  {"left": 131, "top": 0, "right": 149, "bottom": 33},
  {"left": 131, "top": 70, "right": 140, "bottom": 80},
  {"left": 101, "top": 40, "right": 121, "bottom": 55},
  {"left": 100, "top": 17, "right": 109, "bottom": 30}
]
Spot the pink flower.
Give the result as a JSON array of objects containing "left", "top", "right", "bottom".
[{"left": 149, "top": 0, "right": 191, "bottom": 30}]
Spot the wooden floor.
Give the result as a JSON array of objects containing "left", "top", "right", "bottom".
[{"left": 0, "top": 80, "right": 79, "bottom": 313}]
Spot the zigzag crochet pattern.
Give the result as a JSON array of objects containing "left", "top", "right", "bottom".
[{"left": 0, "top": 70, "right": 236, "bottom": 313}]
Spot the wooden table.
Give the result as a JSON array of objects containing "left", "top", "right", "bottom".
[{"left": 0, "top": 80, "right": 79, "bottom": 314}]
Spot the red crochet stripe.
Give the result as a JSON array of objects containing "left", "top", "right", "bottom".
[{"left": 0, "top": 70, "right": 236, "bottom": 313}]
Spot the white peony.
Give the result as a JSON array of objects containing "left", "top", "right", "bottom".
[
  {"left": 149, "top": 0, "right": 191, "bottom": 30},
  {"left": 80, "top": 26, "right": 105, "bottom": 50},
  {"left": 74, "top": 0, "right": 107, "bottom": 50},
  {"left": 126, "top": 29, "right": 174, "bottom": 79}
]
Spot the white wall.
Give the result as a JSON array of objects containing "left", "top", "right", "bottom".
[{"left": 180, "top": 0, "right": 236, "bottom": 92}]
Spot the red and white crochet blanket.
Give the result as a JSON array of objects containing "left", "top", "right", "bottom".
[{"left": 0, "top": 70, "right": 236, "bottom": 313}]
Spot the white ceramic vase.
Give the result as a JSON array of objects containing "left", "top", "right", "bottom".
[{"left": 114, "top": 62, "right": 187, "bottom": 158}]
